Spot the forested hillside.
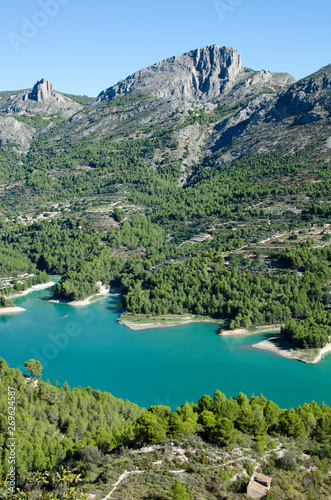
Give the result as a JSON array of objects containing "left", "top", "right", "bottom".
[{"left": 1, "top": 360, "right": 331, "bottom": 498}]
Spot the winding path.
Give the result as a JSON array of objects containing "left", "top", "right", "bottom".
[{"left": 100, "top": 470, "right": 144, "bottom": 499}]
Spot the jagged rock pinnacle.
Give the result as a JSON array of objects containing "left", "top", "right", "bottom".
[
  {"left": 0, "top": 79, "right": 83, "bottom": 118},
  {"left": 28, "top": 79, "right": 56, "bottom": 102}
]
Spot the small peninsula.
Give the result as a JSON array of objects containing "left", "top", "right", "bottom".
[
  {"left": 0, "top": 281, "right": 55, "bottom": 314},
  {"left": 119, "top": 314, "right": 331, "bottom": 364},
  {"left": 49, "top": 283, "right": 110, "bottom": 307},
  {"left": 252, "top": 335, "right": 331, "bottom": 364},
  {"left": 220, "top": 325, "right": 331, "bottom": 364},
  {"left": 117, "top": 313, "right": 224, "bottom": 330}
]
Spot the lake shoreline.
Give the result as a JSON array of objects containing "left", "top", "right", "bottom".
[
  {"left": 7, "top": 281, "right": 55, "bottom": 299},
  {"left": 49, "top": 285, "right": 110, "bottom": 307},
  {"left": 252, "top": 336, "right": 331, "bottom": 364},
  {"left": 118, "top": 315, "right": 330, "bottom": 364},
  {"left": 118, "top": 316, "right": 281, "bottom": 334},
  {"left": 0, "top": 306, "right": 26, "bottom": 314},
  {"left": 117, "top": 313, "right": 223, "bottom": 331},
  {"left": 219, "top": 325, "right": 281, "bottom": 336},
  {"left": 3, "top": 287, "right": 331, "bottom": 408},
  {"left": 0, "top": 281, "right": 55, "bottom": 314}
]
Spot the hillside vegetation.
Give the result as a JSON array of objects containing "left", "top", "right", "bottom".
[{"left": 1, "top": 361, "right": 331, "bottom": 499}]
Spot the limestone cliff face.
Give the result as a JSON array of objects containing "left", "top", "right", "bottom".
[
  {"left": 267, "top": 63, "right": 331, "bottom": 123},
  {"left": 98, "top": 45, "right": 244, "bottom": 102},
  {"left": 28, "top": 79, "right": 57, "bottom": 102},
  {"left": 209, "top": 63, "right": 331, "bottom": 162},
  {"left": 0, "top": 79, "right": 82, "bottom": 118},
  {"left": 0, "top": 116, "right": 33, "bottom": 152}
]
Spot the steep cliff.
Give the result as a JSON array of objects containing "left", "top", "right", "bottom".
[{"left": 98, "top": 45, "right": 293, "bottom": 103}]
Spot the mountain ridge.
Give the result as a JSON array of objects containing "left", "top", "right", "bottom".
[
  {"left": 0, "top": 44, "right": 330, "bottom": 168},
  {"left": 97, "top": 44, "right": 295, "bottom": 104}
]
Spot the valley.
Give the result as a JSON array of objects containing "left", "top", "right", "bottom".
[{"left": 0, "top": 44, "right": 331, "bottom": 498}]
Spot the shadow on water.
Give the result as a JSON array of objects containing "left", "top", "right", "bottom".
[
  {"left": 106, "top": 306, "right": 124, "bottom": 313},
  {"left": 260, "top": 332, "right": 280, "bottom": 340},
  {"left": 105, "top": 295, "right": 124, "bottom": 312},
  {"left": 0, "top": 315, "right": 12, "bottom": 325}
]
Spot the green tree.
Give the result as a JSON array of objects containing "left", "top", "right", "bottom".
[
  {"left": 197, "top": 394, "right": 215, "bottom": 413},
  {"left": 113, "top": 207, "right": 126, "bottom": 222},
  {"left": 170, "top": 480, "right": 191, "bottom": 500},
  {"left": 278, "top": 411, "right": 306, "bottom": 437},
  {"left": 24, "top": 359, "right": 43, "bottom": 379},
  {"left": 0, "top": 296, "right": 10, "bottom": 307},
  {"left": 149, "top": 405, "right": 172, "bottom": 425},
  {"left": 134, "top": 411, "right": 167, "bottom": 444},
  {"left": 0, "top": 358, "right": 8, "bottom": 373},
  {"left": 212, "top": 417, "right": 238, "bottom": 447},
  {"left": 213, "top": 389, "right": 227, "bottom": 407},
  {"left": 198, "top": 410, "right": 216, "bottom": 429}
]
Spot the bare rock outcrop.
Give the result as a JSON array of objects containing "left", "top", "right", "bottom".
[
  {"left": 0, "top": 79, "right": 82, "bottom": 118},
  {"left": 97, "top": 44, "right": 295, "bottom": 108},
  {"left": 98, "top": 45, "right": 244, "bottom": 102},
  {"left": 209, "top": 63, "right": 331, "bottom": 161},
  {"left": 0, "top": 116, "right": 33, "bottom": 152},
  {"left": 267, "top": 63, "right": 331, "bottom": 122},
  {"left": 28, "top": 79, "right": 57, "bottom": 102}
]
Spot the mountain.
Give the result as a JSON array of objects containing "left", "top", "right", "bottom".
[
  {"left": 0, "top": 45, "right": 330, "bottom": 200},
  {"left": 97, "top": 45, "right": 294, "bottom": 103},
  {"left": 1, "top": 46, "right": 330, "bottom": 164},
  {"left": 2, "top": 46, "right": 331, "bottom": 500},
  {"left": 1, "top": 46, "right": 331, "bottom": 500},
  {"left": 68, "top": 44, "right": 296, "bottom": 147}
]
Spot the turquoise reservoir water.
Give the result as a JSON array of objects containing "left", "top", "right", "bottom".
[{"left": 1, "top": 286, "right": 331, "bottom": 410}]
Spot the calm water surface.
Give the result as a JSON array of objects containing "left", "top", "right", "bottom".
[{"left": 1, "top": 286, "right": 331, "bottom": 409}]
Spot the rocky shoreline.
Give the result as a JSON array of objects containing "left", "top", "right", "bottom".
[
  {"left": 0, "top": 306, "right": 26, "bottom": 314},
  {"left": 252, "top": 336, "right": 331, "bottom": 364}
]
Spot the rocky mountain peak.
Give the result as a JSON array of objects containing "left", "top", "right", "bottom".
[
  {"left": 28, "top": 78, "right": 56, "bottom": 102},
  {"left": 98, "top": 45, "right": 244, "bottom": 102},
  {"left": 0, "top": 79, "right": 83, "bottom": 119},
  {"left": 190, "top": 44, "right": 242, "bottom": 86}
]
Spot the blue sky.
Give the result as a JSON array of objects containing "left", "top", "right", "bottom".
[{"left": 1, "top": 0, "right": 330, "bottom": 97}]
